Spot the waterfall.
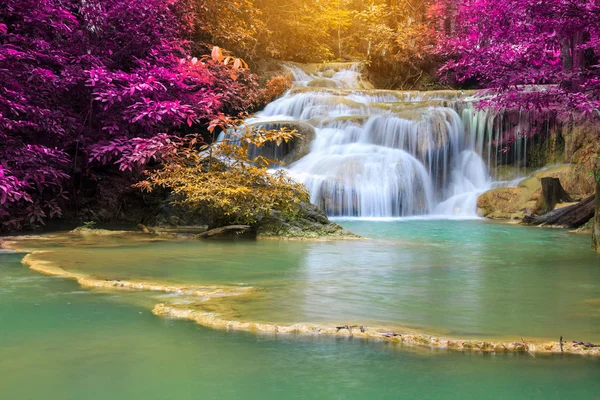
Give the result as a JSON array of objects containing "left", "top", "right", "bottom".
[
  {"left": 248, "top": 64, "right": 532, "bottom": 218},
  {"left": 456, "top": 101, "right": 534, "bottom": 182}
]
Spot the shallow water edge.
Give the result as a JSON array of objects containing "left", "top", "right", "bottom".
[{"left": 4, "top": 236, "right": 599, "bottom": 358}]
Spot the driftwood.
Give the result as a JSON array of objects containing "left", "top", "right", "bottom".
[
  {"left": 381, "top": 332, "right": 402, "bottom": 338},
  {"left": 523, "top": 195, "right": 595, "bottom": 228},
  {"left": 336, "top": 325, "right": 366, "bottom": 334},
  {"left": 536, "top": 177, "right": 573, "bottom": 214},
  {"left": 573, "top": 340, "right": 599, "bottom": 348},
  {"left": 521, "top": 338, "right": 536, "bottom": 358},
  {"left": 197, "top": 225, "right": 250, "bottom": 239}
]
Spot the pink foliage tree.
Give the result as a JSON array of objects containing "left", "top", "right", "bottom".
[
  {"left": 433, "top": 0, "right": 600, "bottom": 117},
  {"left": 0, "top": 0, "right": 261, "bottom": 230}
]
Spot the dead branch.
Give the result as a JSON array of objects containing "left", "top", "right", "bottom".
[{"left": 521, "top": 338, "right": 536, "bottom": 358}]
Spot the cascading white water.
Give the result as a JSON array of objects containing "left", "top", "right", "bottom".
[
  {"left": 457, "top": 101, "right": 533, "bottom": 181},
  {"left": 248, "top": 64, "right": 527, "bottom": 218}
]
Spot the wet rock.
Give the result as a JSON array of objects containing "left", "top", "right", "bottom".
[
  {"left": 320, "top": 70, "right": 336, "bottom": 78},
  {"left": 248, "top": 120, "right": 316, "bottom": 165},
  {"left": 255, "top": 201, "right": 359, "bottom": 239},
  {"left": 307, "top": 78, "right": 340, "bottom": 88},
  {"left": 571, "top": 218, "right": 594, "bottom": 234},
  {"left": 477, "top": 188, "right": 526, "bottom": 219}
]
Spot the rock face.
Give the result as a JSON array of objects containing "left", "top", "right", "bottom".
[
  {"left": 255, "top": 201, "right": 358, "bottom": 239},
  {"left": 248, "top": 120, "right": 316, "bottom": 165},
  {"left": 477, "top": 164, "right": 595, "bottom": 220},
  {"left": 477, "top": 188, "right": 528, "bottom": 220}
]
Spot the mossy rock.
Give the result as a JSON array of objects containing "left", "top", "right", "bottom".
[
  {"left": 317, "top": 95, "right": 366, "bottom": 109},
  {"left": 572, "top": 217, "right": 595, "bottom": 234},
  {"left": 307, "top": 78, "right": 341, "bottom": 88},
  {"left": 255, "top": 201, "right": 359, "bottom": 239},
  {"left": 320, "top": 70, "right": 337, "bottom": 78},
  {"left": 309, "top": 115, "right": 370, "bottom": 126}
]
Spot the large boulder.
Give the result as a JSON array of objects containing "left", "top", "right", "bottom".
[
  {"left": 477, "top": 188, "right": 530, "bottom": 220},
  {"left": 477, "top": 164, "right": 595, "bottom": 220}
]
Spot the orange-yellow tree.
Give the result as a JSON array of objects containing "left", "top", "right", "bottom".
[{"left": 138, "top": 117, "right": 309, "bottom": 227}]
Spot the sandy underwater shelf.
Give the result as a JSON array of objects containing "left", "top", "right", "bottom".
[{"left": 2, "top": 235, "right": 599, "bottom": 358}]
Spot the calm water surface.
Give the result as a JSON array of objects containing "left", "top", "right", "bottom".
[
  {"left": 18, "top": 220, "right": 600, "bottom": 340},
  {"left": 1, "top": 220, "right": 600, "bottom": 399}
]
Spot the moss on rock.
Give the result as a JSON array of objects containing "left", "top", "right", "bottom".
[{"left": 256, "top": 201, "right": 359, "bottom": 240}]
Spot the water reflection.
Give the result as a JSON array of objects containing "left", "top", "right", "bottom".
[{"left": 7, "top": 220, "right": 600, "bottom": 341}]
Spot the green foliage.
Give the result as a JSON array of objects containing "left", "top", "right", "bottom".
[
  {"left": 138, "top": 117, "right": 310, "bottom": 227},
  {"left": 236, "top": 0, "right": 439, "bottom": 86},
  {"left": 191, "top": 0, "right": 266, "bottom": 58},
  {"left": 72, "top": 221, "right": 97, "bottom": 232},
  {"left": 353, "top": 1, "right": 439, "bottom": 89},
  {"left": 82, "top": 221, "right": 97, "bottom": 229},
  {"left": 258, "top": 0, "right": 341, "bottom": 62},
  {"left": 185, "top": 1, "right": 439, "bottom": 83}
]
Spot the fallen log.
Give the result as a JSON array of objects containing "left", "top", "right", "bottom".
[
  {"left": 197, "top": 225, "right": 250, "bottom": 239},
  {"left": 536, "top": 177, "right": 573, "bottom": 214},
  {"left": 573, "top": 340, "right": 599, "bottom": 348},
  {"left": 523, "top": 195, "right": 595, "bottom": 228}
]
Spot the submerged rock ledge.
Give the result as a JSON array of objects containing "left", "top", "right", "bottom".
[
  {"left": 5, "top": 240, "right": 599, "bottom": 358},
  {"left": 153, "top": 304, "right": 600, "bottom": 357},
  {"left": 19, "top": 252, "right": 255, "bottom": 301}
]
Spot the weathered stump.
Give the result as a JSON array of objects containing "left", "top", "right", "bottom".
[{"left": 535, "top": 177, "right": 573, "bottom": 214}]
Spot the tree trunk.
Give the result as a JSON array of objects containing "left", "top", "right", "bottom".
[
  {"left": 524, "top": 195, "right": 595, "bottom": 228},
  {"left": 338, "top": 27, "right": 342, "bottom": 60},
  {"left": 593, "top": 178, "right": 600, "bottom": 253},
  {"left": 572, "top": 32, "right": 585, "bottom": 72},
  {"left": 536, "top": 177, "right": 573, "bottom": 214},
  {"left": 560, "top": 37, "right": 573, "bottom": 70}
]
